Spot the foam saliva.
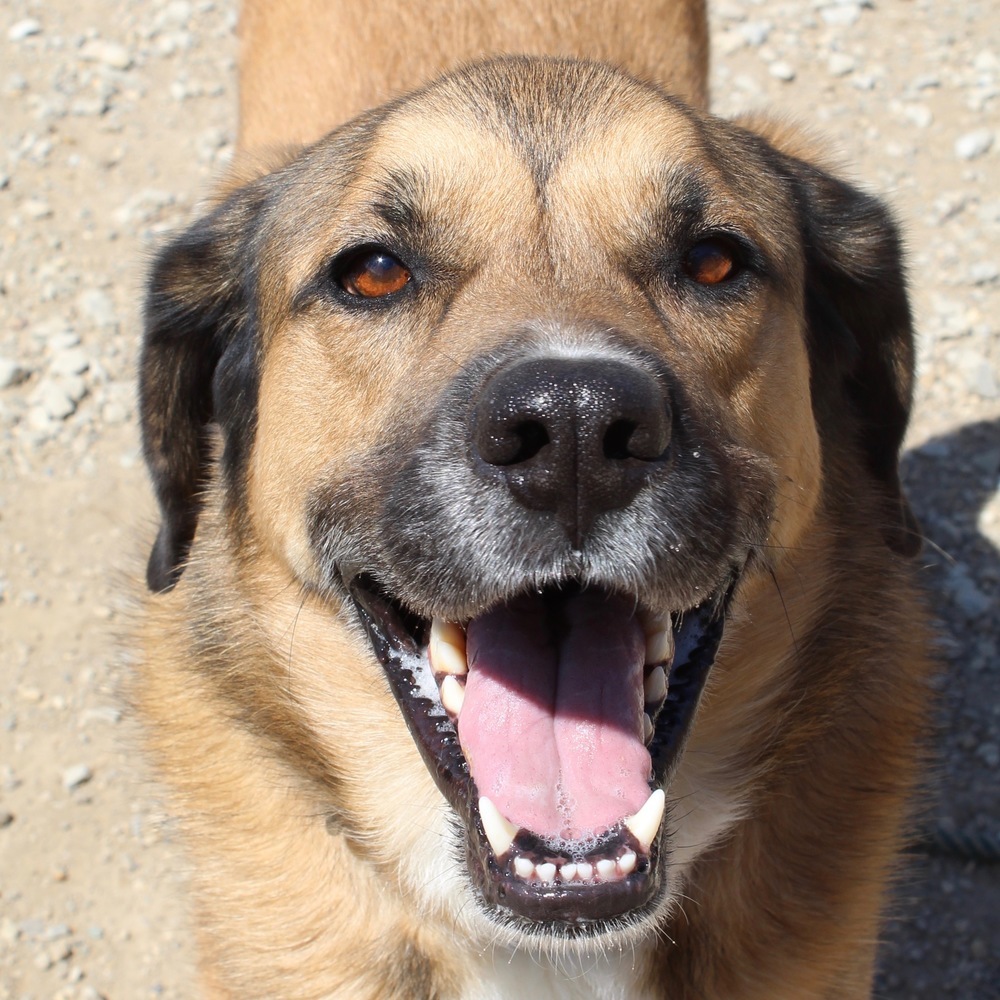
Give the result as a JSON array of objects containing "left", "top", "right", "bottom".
[
  {"left": 547, "top": 776, "right": 607, "bottom": 862},
  {"left": 404, "top": 648, "right": 447, "bottom": 719}
]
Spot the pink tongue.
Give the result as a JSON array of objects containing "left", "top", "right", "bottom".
[{"left": 458, "top": 590, "right": 650, "bottom": 841}]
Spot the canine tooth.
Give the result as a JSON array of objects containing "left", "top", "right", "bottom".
[
  {"left": 624, "top": 789, "right": 665, "bottom": 851},
  {"left": 430, "top": 619, "right": 468, "bottom": 676},
  {"left": 576, "top": 862, "right": 593, "bottom": 881},
  {"left": 439, "top": 675, "right": 465, "bottom": 716},
  {"left": 560, "top": 863, "right": 578, "bottom": 882},
  {"left": 513, "top": 857, "right": 534, "bottom": 879},
  {"left": 645, "top": 627, "right": 674, "bottom": 665},
  {"left": 596, "top": 859, "right": 617, "bottom": 880},
  {"left": 643, "top": 713, "right": 654, "bottom": 743},
  {"left": 479, "top": 797, "right": 519, "bottom": 858},
  {"left": 618, "top": 851, "right": 637, "bottom": 875},
  {"left": 644, "top": 665, "right": 667, "bottom": 705},
  {"left": 536, "top": 863, "right": 557, "bottom": 883}
]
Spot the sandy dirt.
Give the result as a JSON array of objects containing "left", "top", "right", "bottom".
[{"left": 0, "top": 0, "right": 997, "bottom": 997}]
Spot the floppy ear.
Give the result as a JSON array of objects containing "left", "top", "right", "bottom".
[
  {"left": 140, "top": 185, "right": 267, "bottom": 592},
  {"left": 748, "top": 121, "right": 920, "bottom": 557}
]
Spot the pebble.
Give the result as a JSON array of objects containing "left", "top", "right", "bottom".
[
  {"left": 0, "top": 810, "right": 13, "bottom": 828},
  {"left": 769, "top": 61, "right": 796, "bottom": 82},
  {"left": 76, "top": 288, "right": 117, "bottom": 328},
  {"left": 946, "top": 565, "right": 994, "bottom": 619},
  {"left": 153, "top": 0, "right": 194, "bottom": 32},
  {"left": 49, "top": 347, "right": 91, "bottom": 377},
  {"left": 23, "top": 198, "right": 54, "bottom": 220},
  {"left": 954, "top": 129, "right": 994, "bottom": 160},
  {"left": 0, "top": 357, "right": 30, "bottom": 389},
  {"left": 78, "top": 39, "right": 133, "bottom": 71},
  {"left": 62, "top": 764, "right": 93, "bottom": 791},
  {"left": 977, "top": 743, "right": 1000, "bottom": 768},
  {"left": 968, "top": 262, "right": 1000, "bottom": 286},
  {"left": 902, "top": 104, "right": 933, "bottom": 128},
  {"left": 79, "top": 706, "right": 122, "bottom": 726},
  {"left": 7, "top": 18, "right": 42, "bottom": 41},
  {"left": 31, "top": 376, "right": 86, "bottom": 420},
  {"left": 740, "top": 21, "right": 772, "bottom": 47},
  {"left": 114, "top": 188, "right": 177, "bottom": 226},
  {"left": 821, "top": 4, "right": 862, "bottom": 28},
  {"left": 911, "top": 73, "right": 941, "bottom": 91},
  {"left": 828, "top": 53, "right": 856, "bottom": 77}
]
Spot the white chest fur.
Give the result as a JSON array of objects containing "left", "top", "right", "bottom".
[{"left": 462, "top": 947, "right": 656, "bottom": 1000}]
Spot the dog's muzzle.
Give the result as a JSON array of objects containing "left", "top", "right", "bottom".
[{"left": 319, "top": 345, "right": 769, "bottom": 936}]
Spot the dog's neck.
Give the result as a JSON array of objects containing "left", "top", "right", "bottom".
[
  {"left": 462, "top": 945, "right": 657, "bottom": 1000},
  {"left": 237, "top": 0, "right": 709, "bottom": 150}
]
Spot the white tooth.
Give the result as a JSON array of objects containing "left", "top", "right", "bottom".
[
  {"left": 618, "top": 851, "right": 637, "bottom": 875},
  {"left": 536, "top": 863, "right": 556, "bottom": 883},
  {"left": 576, "top": 862, "right": 593, "bottom": 881},
  {"left": 430, "top": 619, "right": 468, "bottom": 675},
  {"left": 645, "top": 627, "right": 674, "bottom": 665},
  {"left": 479, "top": 797, "right": 519, "bottom": 858},
  {"left": 439, "top": 675, "right": 465, "bottom": 716},
  {"left": 596, "top": 859, "right": 617, "bottom": 880},
  {"left": 624, "top": 789, "right": 666, "bottom": 851},
  {"left": 643, "top": 713, "right": 654, "bottom": 743},
  {"left": 513, "top": 857, "right": 534, "bottom": 879},
  {"left": 560, "top": 863, "right": 578, "bottom": 882},
  {"left": 644, "top": 665, "right": 667, "bottom": 705}
]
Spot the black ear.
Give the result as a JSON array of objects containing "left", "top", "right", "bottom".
[
  {"left": 775, "top": 147, "right": 921, "bottom": 558},
  {"left": 139, "top": 185, "right": 267, "bottom": 592}
]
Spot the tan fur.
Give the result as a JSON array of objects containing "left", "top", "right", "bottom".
[
  {"left": 133, "top": 2, "right": 930, "bottom": 997},
  {"left": 237, "top": 0, "right": 709, "bottom": 150}
]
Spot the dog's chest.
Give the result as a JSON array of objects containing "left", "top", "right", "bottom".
[{"left": 461, "top": 948, "right": 656, "bottom": 1000}]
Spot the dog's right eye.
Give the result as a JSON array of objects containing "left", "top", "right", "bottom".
[
  {"left": 333, "top": 248, "right": 412, "bottom": 299},
  {"left": 682, "top": 237, "right": 742, "bottom": 286}
]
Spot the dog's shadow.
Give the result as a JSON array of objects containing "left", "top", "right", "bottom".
[
  {"left": 903, "top": 415, "right": 999, "bottom": 671},
  {"left": 875, "top": 416, "right": 1000, "bottom": 995}
]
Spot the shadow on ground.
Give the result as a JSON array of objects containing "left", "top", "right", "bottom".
[{"left": 875, "top": 418, "right": 1000, "bottom": 998}]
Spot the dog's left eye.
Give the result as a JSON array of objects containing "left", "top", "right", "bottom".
[
  {"left": 335, "top": 248, "right": 412, "bottom": 298},
  {"left": 683, "top": 237, "right": 742, "bottom": 285}
]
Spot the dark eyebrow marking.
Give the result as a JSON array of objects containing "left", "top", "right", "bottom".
[
  {"left": 372, "top": 167, "right": 426, "bottom": 241},
  {"left": 629, "top": 167, "right": 712, "bottom": 251}
]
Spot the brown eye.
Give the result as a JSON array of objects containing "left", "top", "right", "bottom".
[
  {"left": 337, "top": 249, "right": 411, "bottom": 298},
  {"left": 683, "top": 238, "right": 741, "bottom": 285}
]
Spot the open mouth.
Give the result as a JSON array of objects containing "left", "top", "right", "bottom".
[{"left": 348, "top": 575, "right": 733, "bottom": 933}]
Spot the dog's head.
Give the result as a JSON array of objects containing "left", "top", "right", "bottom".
[{"left": 139, "top": 58, "right": 917, "bottom": 947}]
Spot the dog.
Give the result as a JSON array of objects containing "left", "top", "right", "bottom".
[{"left": 133, "top": 0, "right": 931, "bottom": 995}]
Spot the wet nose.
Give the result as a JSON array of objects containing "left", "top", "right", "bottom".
[{"left": 471, "top": 357, "right": 672, "bottom": 545}]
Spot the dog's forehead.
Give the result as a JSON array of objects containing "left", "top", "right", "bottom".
[
  {"left": 384, "top": 60, "right": 711, "bottom": 203},
  {"left": 354, "top": 61, "right": 787, "bottom": 254}
]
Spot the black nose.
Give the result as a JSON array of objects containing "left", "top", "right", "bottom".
[{"left": 471, "top": 357, "right": 671, "bottom": 545}]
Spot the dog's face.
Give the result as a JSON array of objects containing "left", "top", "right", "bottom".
[{"left": 140, "top": 58, "right": 915, "bottom": 949}]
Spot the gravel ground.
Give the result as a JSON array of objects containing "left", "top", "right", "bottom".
[{"left": 0, "top": 1, "right": 997, "bottom": 997}]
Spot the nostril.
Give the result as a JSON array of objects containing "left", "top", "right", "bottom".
[
  {"left": 478, "top": 418, "right": 551, "bottom": 467},
  {"left": 507, "top": 421, "right": 549, "bottom": 465},
  {"left": 603, "top": 416, "right": 670, "bottom": 462},
  {"left": 488, "top": 420, "right": 551, "bottom": 466},
  {"left": 603, "top": 419, "right": 638, "bottom": 461}
]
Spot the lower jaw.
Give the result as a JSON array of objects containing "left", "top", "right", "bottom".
[{"left": 348, "top": 575, "right": 734, "bottom": 932}]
